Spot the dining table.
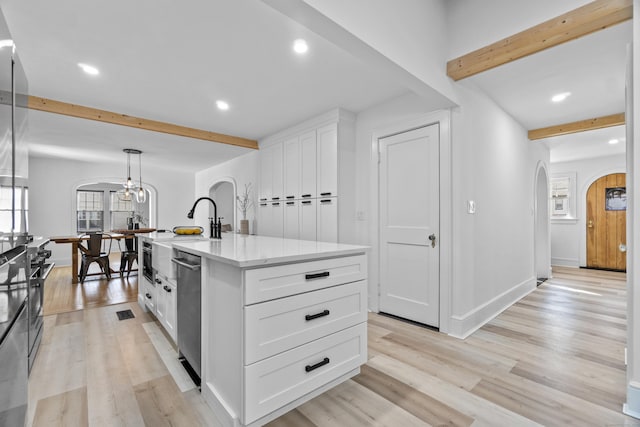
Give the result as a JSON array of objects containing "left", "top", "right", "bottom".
[{"left": 50, "top": 228, "right": 155, "bottom": 284}]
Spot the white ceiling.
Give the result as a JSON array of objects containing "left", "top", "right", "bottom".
[
  {"left": 0, "top": 0, "right": 408, "bottom": 171},
  {"left": 0, "top": 0, "right": 632, "bottom": 170}
]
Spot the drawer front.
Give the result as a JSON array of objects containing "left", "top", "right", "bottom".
[
  {"left": 142, "top": 278, "right": 156, "bottom": 312},
  {"left": 244, "top": 323, "right": 366, "bottom": 424},
  {"left": 245, "top": 280, "right": 366, "bottom": 364},
  {"left": 244, "top": 254, "right": 367, "bottom": 305}
]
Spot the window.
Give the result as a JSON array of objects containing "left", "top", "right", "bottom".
[
  {"left": 77, "top": 190, "right": 104, "bottom": 232},
  {"left": 550, "top": 172, "right": 577, "bottom": 222},
  {"left": 0, "top": 185, "right": 11, "bottom": 232},
  {"left": 110, "top": 191, "right": 133, "bottom": 230}
]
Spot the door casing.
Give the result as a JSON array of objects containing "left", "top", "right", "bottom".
[{"left": 368, "top": 110, "right": 452, "bottom": 334}]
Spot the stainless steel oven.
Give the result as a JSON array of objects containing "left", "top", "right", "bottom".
[{"left": 142, "top": 241, "right": 153, "bottom": 282}]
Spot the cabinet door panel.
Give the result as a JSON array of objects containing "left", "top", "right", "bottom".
[
  {"left": 300, "top": 130, "right": 316, "bottom": 199},
  {"left": 283, "top": 137, "right": 300, "bottom": 200},
  {"left": 271, "top": 143, "right": 284, "bottom": 200},
  {"left": 283, "top": 201, "right": 299, "bottom": 239},
  {"left": 258, "top": 202, "right": 271, "bottom": 236},
  {"left": 316, "top": 123, "right": 337, "bottom": 197},
  {"left": 259, "top": 146, "right": 272, "bottom": 201},
  {"left": 271, "top": 202, "right": 284, "bottom": 238},
  {"left": 317, "top": 197, "right": 337, "bottom": 243},
  {"left": 299, "top": 199, "right": 316, "bottom": 241}
]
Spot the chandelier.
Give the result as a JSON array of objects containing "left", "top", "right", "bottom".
[{"left": 118, "top": 148, "right": 146, "bottom": 203}]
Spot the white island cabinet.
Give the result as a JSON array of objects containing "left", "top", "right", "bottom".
[{"left": 173, "top": 235, "right": 368, "bottom": 427}]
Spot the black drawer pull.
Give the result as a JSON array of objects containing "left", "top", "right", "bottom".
[
  {"left": 272, "top": 197, "right": 280, "bottom": 200},
  {"left": 320, "top": 199, "right": 332, "bottom": 203},
  {"left": 305, "top": 309, "right": 330, "bottom": 321},
  {"left": 302, "top": 201, "right": 312, "bottom": 205},
  {"left": 286, "top": 195, "right": 295, "bottom": 199},
  {"left": 286, "top": 202, "right": 295, "bottom": 205},
  {"left": 305, "top": 357, "right": 330, "bottom": 373},
  {"left": 163, "top": 285, "right": 171, "bottom": 293},
  {"left": 155, "top": 278, "right": 162, "bottom": 284},
  {"left": 260, "top": 203, "right": 267, "bottom": 207},
  {"left": 145, "top": 293, "right": 152, "bottom": 299},
  {"left": 305, "top": 271, "right": 330, "bottom": 280},
  {"left": 260, "top": 198, "right": 267, "bottom": 201},
  {"left": 320, "top": 192, "right": 332, "bottom": 196},
  {"left": 301, "top": 194, "right": 312, "bottom": 198},
  {"left": 272, "top": 202, "right": 280, "bottom": 206}
]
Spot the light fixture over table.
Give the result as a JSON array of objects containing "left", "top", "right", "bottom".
[{"left": 118, "top": 148, "right": 146, "bottom": 203}]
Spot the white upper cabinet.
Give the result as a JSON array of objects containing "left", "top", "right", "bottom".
[
  {"left": 316, "top": 123, "right": 338, "bottom": 198},
  {"left": 299, "top": 130, "right": 316, "bottom": 199},
  {"left": 283, "top": 136, "right": 300, "bottom": 200},
  {"left": 259, "top": 142, "right": 283, "bottom": 202}
]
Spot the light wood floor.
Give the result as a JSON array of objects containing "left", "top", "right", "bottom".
[
  {"left": 32, "top": 266, "right": 639, "bottom": 426},
  {"left": 44, "top": 253, "right": 138, "bottom": 315}
]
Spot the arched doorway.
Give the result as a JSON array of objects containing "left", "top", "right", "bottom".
[
  {"left": 534, "top": 165, "right": 550, "bottom": 282},
  {"left": 209, "top": 178, "right": 236, "bottom": 233},
  {"left": 586, "top": 173, "right": 626, "bottom": 271}
]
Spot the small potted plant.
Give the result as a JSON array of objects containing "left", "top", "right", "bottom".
[{"left": 236, "top": 183, "right": 254, "bottom": 235}]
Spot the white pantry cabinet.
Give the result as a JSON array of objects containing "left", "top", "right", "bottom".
[{"left": 258, "top": 109, "right": 355, "bottom": 243}]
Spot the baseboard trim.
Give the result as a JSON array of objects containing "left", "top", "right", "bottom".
[
  {"left": 624, "top": 382, "right": 640, "bottom": 419},
  {"left": 551, "top": 257, "right": 580, "bottom": 267},
  {"left": 448, "top": 276, "right": 536, "bottom": 339}
]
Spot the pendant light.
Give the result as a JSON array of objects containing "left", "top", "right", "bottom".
[
  {"left": 136, "top": 150, "right": 146, "bottom": 203},
  {"left": 119, "top": 148, "right": 143, "bottom": 202}
]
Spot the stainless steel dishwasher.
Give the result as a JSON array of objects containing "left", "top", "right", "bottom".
[{"left": 171, "top": 250, "right": 202, "bottom": 385}]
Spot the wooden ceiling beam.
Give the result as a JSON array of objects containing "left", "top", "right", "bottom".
[
  {"left": 27, "top": 95, "right": 259, "bottom": 150},
  {"left": 528, "top": 113, "right": 625, "bottom": 140},
  {"left": 447, "top": 0, "right": 633, "bottom": 81}
]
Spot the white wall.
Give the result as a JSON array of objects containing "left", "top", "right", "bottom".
[
  {"left": 195, "top": 151, "right": 259, "bottom": 234},
  {"left": 446, "top": 81, "right": 549, "bottom": 336},
  {"left": 549, "top": 154, "right": 626, "bottom": 267},
  {"left": 30, "top": 156, "right": 195, "bottom": 266}
]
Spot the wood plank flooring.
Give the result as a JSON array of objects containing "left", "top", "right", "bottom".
[
  {"left": 32, "top": 266, "right": 639, "bottom": 426},
  {"left": 44, "top": 253, "right": 138, "bottom": 315}
]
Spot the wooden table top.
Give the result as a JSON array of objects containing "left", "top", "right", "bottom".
[{"left": 50, "top": 228, "right": 155, "bottom": 244}]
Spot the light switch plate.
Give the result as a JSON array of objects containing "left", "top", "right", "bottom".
[{"left": 467, "top": 200, "right": 476, "bottom": 214}]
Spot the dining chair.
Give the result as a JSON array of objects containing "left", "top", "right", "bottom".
[
  {"left": 119, "top": 235, "right": 138, "bottom": 278},
  {"left": 79, "top": 233, "right": 113, "bottom": 283}
]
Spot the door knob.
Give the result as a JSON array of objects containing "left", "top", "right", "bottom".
[
  {"left": 620, "top": 244, "right": 627, "bottom": 253},
  {"left": 428, "top": 234, "right": 436, "bottom": 248},
  {"left": 588, "top": 220, "right": 594, "bottom": 228}
]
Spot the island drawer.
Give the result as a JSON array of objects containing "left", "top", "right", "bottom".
[
  {"left": 243, "top": 322, "right": 366, "bottom": 424},
  {"left": 244, "top": 280, "right": 366, "bottom": 364},
  {"left": 244, "top": 254, "right": 367, "bottom": 305}
]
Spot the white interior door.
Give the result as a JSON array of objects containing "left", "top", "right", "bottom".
[{"left": 379, "top": 124, "right": 440, "bottom": 327}]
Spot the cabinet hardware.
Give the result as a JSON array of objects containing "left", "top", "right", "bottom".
[
  {"left": 272, "top": 197, "right": 280, "bottom": 201},
  {"left": 286, "top": 196, "right": 295, "bottom": 199},
  {"left": 145, "top": 293, "right": 152, "bottom": 299},
  {"left": 260, "top": 198, "right": 267, "bottom": 201},
  {"left": 155, "top": 278, "right": 162, "bottom": 284},
  {"left": 163, "top": 285, "right": 171, "bottom": 293},
  {"left": 286, "top": 202, "right": 295, "bottom": 205},
  {"left": 305, "top": 309, "right": 330, "bottom": 321},
  {"left": 305, "top": 357, "right": 330, "bottom": 373},
  {"left": 272, "top": 202, "right": 280, "bottom": 206},
  {"left": 320, "top": 199, "right": 332, "bottom": 203},
  {"left": 305, "top": 271, "right": 330, "bottom": 280},
  {"left": 428, "top": 234, "right": 436, "bottom": 248},
  {"left": 260, "top": 203, "right": 267, "bottom": 207},
  {"left": 320, "top": 192, "right": 332, "bottom": 196},
  {"left": 301, "top": 194, "right": 312, "bottom": 198},
  {"left": 302, "top": 201, "right": 312, "bottom": 205}
]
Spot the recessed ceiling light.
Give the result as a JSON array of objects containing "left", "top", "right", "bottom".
[
  {"left": 78, "top": 63, "right": 99, "bottom": 75},
  {"left": 551, "top": 92, "right": 571, "bottom": 103},
  {"left": 293, "top": 39, "right": 308, "bottom": 54},
  {"left": 609, "top": 138, "right": 619, "bottom": 145},
  {"left": 216, "top": 100, "right": 229, "bottom": 111}
]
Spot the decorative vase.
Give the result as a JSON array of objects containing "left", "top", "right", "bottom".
[{"left": 240, "top": 219, "right": 249, "bottom": 235}]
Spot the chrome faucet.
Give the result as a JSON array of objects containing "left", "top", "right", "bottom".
[{"left": 187, "top": 197, "right": 222, "bottom": 239}]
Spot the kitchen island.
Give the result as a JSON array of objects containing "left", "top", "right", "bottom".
[{"left": 173, "top": 234, "right": 368, "bottom": 427}]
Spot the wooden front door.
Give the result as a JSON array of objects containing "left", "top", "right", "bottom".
[{"left": 586, "top": 173, "right": 626, "bottom": 271}]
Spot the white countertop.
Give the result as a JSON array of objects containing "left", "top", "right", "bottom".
[
  {"left": 172, "top": 234, "right": 368, "bottom": 268},
  {"left": 140, "top": 231, "right": 209, "bottom": 242}
]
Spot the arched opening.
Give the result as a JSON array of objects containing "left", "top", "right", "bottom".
[
  {"left": 208, "top": 178, "right": 236, "bottom": 233},
  {"left": 534, "top": 164, "right": 550, "bottom": 282}
]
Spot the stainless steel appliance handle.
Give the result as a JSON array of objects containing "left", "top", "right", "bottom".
[{"left": 171, "top": 258, "right": 201, "bottom": 271}]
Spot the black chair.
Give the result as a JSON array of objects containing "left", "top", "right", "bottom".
[
  {"left": 119, "top": 235, "right": 138, "bottom": 278},
  {"left": 79, "top": 233, "right": 113, "bottom": 283}
]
